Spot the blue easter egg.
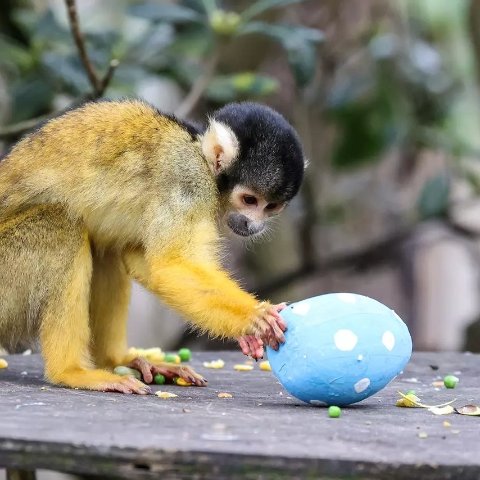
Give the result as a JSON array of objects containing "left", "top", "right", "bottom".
[{"left": 267, "top": 293, "right": 412, "bottom": 406}]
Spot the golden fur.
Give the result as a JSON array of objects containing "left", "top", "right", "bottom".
[{"left": 0, "top": 100, "right": 274, "bottom": 392}]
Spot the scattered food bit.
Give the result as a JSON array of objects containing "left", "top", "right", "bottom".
[
  {"left": 406, "top": 389, "right": 416, "bottom": 395},
  {"left": 203, "top": 359, "right": 225, "bottom": 369},
  {"left": 396, "top": 392, "right": 421, "bottom": 407},
  {"left": 155, "top": 391, "right": 178, "bottom": 399},
  {"left": 244, "top": 360, "right": 254, "bottom": 365},
  {"left": 429, "top": 364, "right": 439, "bottom": 371},
  {"left": 234, "top": 364, "right": 254, "bottom": 371},
  {"left": 259, "top": 360, "right": 272, "bottom": 371},
  {"left": 218, "top": 392, "right": 233, "bottom": 398},
  {"left": 183, "top": 408, "right": 191, "bottom": 413},
  {"left": 153, "top": 374, "right": 166, "bottom": 385},
  {"left": 429, "top": 405, "right": 454, "bottom": 416},
  {"left": 328, "top": 406, "right": 341, "bottom": 418},
  {"left": 164, "top": 353, "right": 181, "bottom": 364},
  {"left": 128, "top": 346, "right": 165, "bottom": 364},
  {"left": 177, "top": 348, "right": 192, "bottom": 362},
  {"left": 418, "top": 432, "right": 428, "bottom": 439},
  {"left": 114, "top": 366, "right": 142, "bottom": 381},
  {"left": 451, "top": 430, "right": 461, "bottom": 434},
  {"left": 40, "top": 386, "right": 48, "bottom": 391},
  {"left": 443, "top": 421, "right": 451, "bottom": 428},
  {"left": 22, "top": 349, "right": 32, "bottom": 356},
  {"left": 20, "top": 371, "right": 28, "bottom": 376},
  {"left": 174, "top": 377, "right": 192, "bottom": 387},
  {"left": 432, "top": 381, "right": 444, "bottom": 388},
  {"left": 443, "top": 375, "right": 459, "bottom": 389},
  {"left": 0, "top": 358, "right": 8, "bottom": 369},
  {"left": 403, "top": 377, "right": 420, "bottom": 383},
  {"left": 396, "top": 392, "right": 456, "bottom": 409},
  {"left": 455, "top": 405, "right": 480, "bottom": 416}
]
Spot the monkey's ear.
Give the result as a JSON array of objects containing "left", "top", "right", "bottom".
[{"left": 201, "top": 120, "right": 239, "bottom": 175}]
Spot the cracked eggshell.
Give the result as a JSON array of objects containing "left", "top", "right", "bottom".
[{"left": 267, "top": 293, "right": 412, "bottom": 406}]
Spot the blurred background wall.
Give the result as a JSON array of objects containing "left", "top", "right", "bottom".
[{"left": 2, "top": 0, "right": 480, "bottom": 359}]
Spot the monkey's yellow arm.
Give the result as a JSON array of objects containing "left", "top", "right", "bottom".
[{"left": 123, "top": 220, "right": 264, "bottom": 339}]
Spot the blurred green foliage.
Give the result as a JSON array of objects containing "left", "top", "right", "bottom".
[
  {"left": 0, "top": 0, "right": 323, "bottom": 124},
  {"left": 1, "top": 0, "right": 479, "bottom": 226}
]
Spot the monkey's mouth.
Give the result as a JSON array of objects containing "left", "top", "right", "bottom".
[
  {"left": 228, "top": 223, "right": 252, "bottom": 237},
  {"left": 227, "top": 217, "right": 265, "bottom": 238}
]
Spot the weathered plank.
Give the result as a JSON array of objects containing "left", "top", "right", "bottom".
[{"left": 0, "top": 352, "right": 479, "bottom": 479}]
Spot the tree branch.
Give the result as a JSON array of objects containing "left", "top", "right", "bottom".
[
  {"left": 64, "top": 0, "right": 119, "bottom": 98},
  {"left": 0, "top": 2, "right": 119, "bottom": 141},
  {"left": 175, "top": 48, "right": 221, "bottom": 118}
]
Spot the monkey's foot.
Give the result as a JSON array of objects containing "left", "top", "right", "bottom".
[
  {"left": 51, "top": 368, "right": 151, "bottom": 394},
  {"left": 127, "top": 357, "right": 207, "bottom": 386}
]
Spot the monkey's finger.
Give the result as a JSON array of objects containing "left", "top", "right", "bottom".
[
  {"left": 179, "top": 368, "right": 207, "bottom": 387},
  {"left": 247, "top": 336, "right": 264, "bottom": 359},
  {"left": 126, "top": 377, "right": 152, "bottom": 394},
  {"left": 269, "top": 307, "right": 287, "bottom": 332},
  {"left": 238, "top": 337, "right": 251, "bottom": 356},
  {"left": 265, "top": 314, "right": 286, "bottom": 343}
]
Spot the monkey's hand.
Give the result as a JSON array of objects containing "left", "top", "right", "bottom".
[
  {"left": 239, "top": 302, "right": 287, "bottom": 359},
  {"left": 127, "top": 357, "right": 207, "bottom": 387}
]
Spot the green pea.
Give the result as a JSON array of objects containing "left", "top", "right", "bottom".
[
  {"left": 444, "top": 375, "right": 459, "bottom": 389},
  {"left": 328, "top": 406, "right": 341, "bottom": 418},
  {"left": 154, "top": 374, "right": 166, "bottom": 385},
  {"left": 164, "top": 353, "right": 181, "bottom": 364},
  {"left": 406, "top": 389, "right": 416, "bottom": 395},
  {"left": 178, "top": 348, "right": 192, "bottom": 362},
  {"left": 114, "top": 366, "right": 141, "bottom": 381}
]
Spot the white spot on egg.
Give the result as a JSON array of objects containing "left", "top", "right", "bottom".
[
  {"left": 357, "top": 354, "right": 364, "bottom": 361},
  {"left": 291, "top": 302, "right": 310, "bottom": 316},
  {"left": 354, "top": 378, "right": 370, "bottom": 393},
  {"left": 382, "top": 331, "right": 395, "bottom": 351},
  {"left": 334, "top": 329, "right": 358, "bottom": 351},
  {"left": 310, "top": 400, "right": 328, "bottom": 406},
  {"left": 337, "top": 293, "right": 357, "bottom": 304}
]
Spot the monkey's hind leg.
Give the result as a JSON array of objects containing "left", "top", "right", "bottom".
[
  {"left": 89, "top": 249, "right": 132, "bottom": 370},
  {"left": 38, "top": 216, "right": 149, "bottom": 394}
]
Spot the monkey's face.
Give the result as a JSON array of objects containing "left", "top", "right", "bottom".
[{"left": 224, "top": 185, "right": 285, "bottom": 237}]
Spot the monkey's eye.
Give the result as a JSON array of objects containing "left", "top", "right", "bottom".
[
  {"left": 243, "top": 195, "right": 258, "bottom": 206},
  {"left": 266, "top": 203, "right": 278, "bottom": 211}
]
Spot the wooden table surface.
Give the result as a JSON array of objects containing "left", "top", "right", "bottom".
[{"left": 0, "top": 351, "right": 479, "bottom": 480}]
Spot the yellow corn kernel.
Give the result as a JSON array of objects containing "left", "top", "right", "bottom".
[
  {"left": 0, "top": 359, "right": 8, "bottom": 369},
  {"left": 155, "top": 391, "right": 178, "bottom": 399},
  {"left": 203, "top": 359, "right": 225, "bottom": 369},
  {"left": 174, "top": 377, "right": 192, "bottom": 387},
  {"left": 234, "top": 364, "right": 254, "bottom": 371},
  {"left": 259, "top": 361, "right": 271, "bottom": 371}
]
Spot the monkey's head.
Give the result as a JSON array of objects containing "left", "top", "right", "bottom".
[{"left": 201, "top": 102, "right": 305, "bottom": 238}]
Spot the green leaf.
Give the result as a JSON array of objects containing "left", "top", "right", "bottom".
[
  {"left": 417, "top": 174, "right": 450, "bottom": 219},
  {"left": 11, "top": 76, "right": 54, "bottom": 123},
  {"left": 0, "top": 35, "right": 34, "bottom": 73},
  {"left": 200, "top": 0, "right": 218, "bottom": 16},
  {"left": 207, "top": 73, "right": 279, "bottom": 102},
  {"left": 239, "top": 22, "right": 323, "bottom": 86},
  {"left": 242, "top": 0, "right": 306, "bottom": 22},
  {"left": 41, "top": 52, "right": 91, "bottom": 93},
  {"left": 128, "top": 3, "right": 203, "bottom": 23}
]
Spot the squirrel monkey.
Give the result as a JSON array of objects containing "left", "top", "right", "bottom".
[{"left": 0, "top": 100, "right": 305, "bottom": 394}]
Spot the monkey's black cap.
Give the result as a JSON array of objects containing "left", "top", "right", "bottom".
[{"left": 213, "top": 102, "right": 305, "bottom": 202}]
